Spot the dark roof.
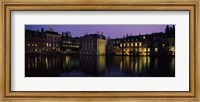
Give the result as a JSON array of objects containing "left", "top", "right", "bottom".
[
  {"left": 45, "top": 31, "right": 60, "bottom": 35},
  {"left": 83, "top": 34, "right": 106, "bottom": 39},
  {"left": 25, "top": 30, "right": 45, "bottom": 37}
]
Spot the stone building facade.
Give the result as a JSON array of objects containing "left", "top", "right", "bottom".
[
  {"left": 25, "top": 28, "right": 61, "bottom": 54},
  {"left": 79, "top": 32, "right": 107, "bottom": 55}
]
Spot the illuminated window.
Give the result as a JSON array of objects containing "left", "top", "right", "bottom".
[
  {"left": 155, "top": 48, "right": 158, "bottom": 52},
  {"left": 46, "top": 43, "right": 48, "bottom": 47},
  {"left": 135, "top": 43, "right": 137, "bottom": 47},
  {"left": 35, "top": 44, "right": 38, "bottom": 47},
  {"left": 148, "top": 48, "right": 150, "bottom": 52},
  {"left": 131, "top": 43, "right": 133, "bottom": 46},
  {"left": 171, "top": 47, "right": 175, "bottom": 51},
  {"left": 139, "top": 43, "right": 142, "bottom": 46},
  {"left": 143, "top": 36, "right": 145, "bottom": 39},
  {"left": 162, "top": 44, "right": 165, "bottom": 46},
  {"left": 32, "top": 44, "right": 34, "bottom": 46},
  {"left": 144, "top": 48, "right": 146, "bottom": 52},
  {"left": 27, "top": 44, "right": 30, "bottom": 46},
  {"left": 123, "top": 43, "right": 126, "bottom": 47},
  {"left": 135, "top": 49, "right": 137, "bottom": 52},
  {"left": 127, "top": 43, "right": 129, "bottom": 47}
]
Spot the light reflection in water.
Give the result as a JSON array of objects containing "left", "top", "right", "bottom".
[
  {"left": 45, "top": 57, "right": 48, "bottom": 69},
  {"left": 25, "top": 55, "right": 175, "bottom": 77}
]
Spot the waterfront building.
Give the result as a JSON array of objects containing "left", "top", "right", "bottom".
[
  {"left": 106, "top": 38, "right": 114, "bottom": 55},
  {"left": 45, "top": 28, "right": 61, "bottom": 53},
  {"left": 61, "top": 31, "right": 80, "bottom": 54},
  {"left": 166, "top": 25, "right": 175, "bottom": 55},
  {"left": 110, "top": 38, "right": 123, "bottom": 55},
  {"left": 80, "top": 31, "right": 107, "bottom": 55},
  {"left": 25, "top": 28, "right": 61, "bottom": 54},
  {"left": 25, "top": 29, "right": 46, "bottom": 53},
  {"left": 113, "top": 25, "right": 175, "bottom": 56},
  {"left": 119, "top": 34, "right": 151, "bottom": 56}
]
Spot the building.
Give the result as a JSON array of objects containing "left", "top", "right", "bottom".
[
  {"left": 45, "top": 28, "right": 61, "bottom": 53},
  {"left": 25, "top": 28, "right": 61, "bottom": 54},
  {"left": 80, "top": 31, "right": 107, "bottom": 55},
  {"left": 119, "top": 34, "right": 151, "bottom": 56},
  {"left": 61, "top": 31, "right": 80, "bottom": 54},
  {"left": 25, "top": 29, "right": 46, "bottom": 53},
  {"left": 166, "top": 25, "right": 175, "bottom": 55},
  {"left": 111, "top": 25, "right": 175, "bottom": 56},
  {"left": 106, "top": 38, "right": 114, "bottom": 55},
  {"left": 110, "top": 38, "right": 122, "bottom": 55}
]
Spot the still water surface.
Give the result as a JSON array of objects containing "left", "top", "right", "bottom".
[{"left": 25, "top": 55, "right": 175, "bottom": 77}]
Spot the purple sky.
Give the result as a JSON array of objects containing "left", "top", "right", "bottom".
[{"left": 25, "top": 25, "right": 174, "bottom": 39}]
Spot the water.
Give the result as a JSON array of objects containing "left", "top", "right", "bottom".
[{"left": 25, "top": 55, "right": 175, "bottom": 77}]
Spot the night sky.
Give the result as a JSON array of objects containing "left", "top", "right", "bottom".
[{"left": 25, "top": 25, "right": 174, "bottom": 39}]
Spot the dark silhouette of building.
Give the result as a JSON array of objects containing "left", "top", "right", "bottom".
[{"left": 25, "top": 27, "right": 61, "bottom": 54}]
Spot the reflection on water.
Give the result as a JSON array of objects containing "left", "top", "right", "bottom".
[{"left": 25, "top": 55, "right": 175, "bottom": 77}]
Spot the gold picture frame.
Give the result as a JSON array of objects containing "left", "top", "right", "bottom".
[{"left": 0, "top": 0, "right": 199, "bottom": 101}]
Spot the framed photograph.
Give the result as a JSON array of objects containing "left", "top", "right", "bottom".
[{"left": 0, "top": 0, "right": 199, "bottom": 101}]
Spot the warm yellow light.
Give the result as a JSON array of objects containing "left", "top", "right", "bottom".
[
  {"left": 135, "top": 43, "right": 137, "bottom": 47},
  {"left": 131, "top": 43, "right": 133, "bottom": 46},
  {"left": 120, "top": 44, "right": 122, "bottom": 47},
  {"left": 144, "top": 48, "right": 146, "bottom": 52},
  {"left": 139, "top": 43, "right": 142, "bottom": 46},
  {"left": 171, "top": 47, "right": 175, "bottom": 51},
  {"left": 143, "top": 36, "right": 145, "bottom": 39},
  {"left": 148, "top": 48, "right": 150, "bottom": 52},
  {"left": 127, "top": 43, "right": 129, "bottom": 47},
  {"left": 46, "top": 43, "right": 48, "bottom": 47},
  {"left": 155, "top": 48, "right": 158, "bottom": 52}
]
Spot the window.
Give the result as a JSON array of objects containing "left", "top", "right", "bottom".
[
  {"left": 162, "top": 44, "right": 165, "bottom": 46},
  {"left": 148, "top": 48, "right": 150, "bottom": 52},
  {"left": 131, "top": 43, "right": 133, "bottom": 46},
  {"left": 127, "top": 43, "right": 129, "bottom": 47},
  {"left": 143, "top": 36, "right": 145, "bottom": 39},
  {"left": 135, "top": 43, "right": 137, "bottom": 47},
  {"left": 155, "top": 48, "right": 158, "bottom": 52},
  {"left": 46, "top": 43, "right": 48, "bottom": 47},
  {"left": 139, "top": 43, "right": 142, "bottom": 46}
]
